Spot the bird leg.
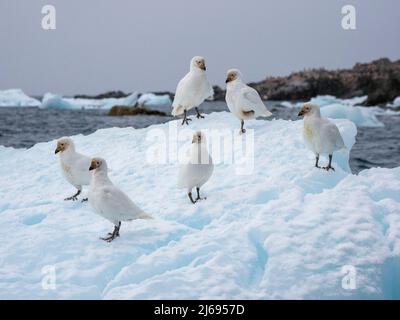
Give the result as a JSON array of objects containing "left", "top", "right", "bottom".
[
  {"left": 315, "top": 154, "right": 321, "bottom": 169},
  {"left": 181, "top": 109, "right": 192, "bottom": 125},
  {"left": 323, "top": 154, "right": 335, "bottom": 171},
  {"left": 195, "top": 107, "right": 205, "bottom": 119},
  {"left": 195, "top": 187, "right": 206, "bottom": 201},
  {"left": 188, "top": 192, "right": 197, "bottom": 204},
  {"left": 81, "top": 198, "right": 88, "bottom": 202},
  {"left": 101, "top": 222, "right": 121, "bottom": 242},
  {"left": 64, "top": 189, "right": 81, "bottom": 201},
  {"left": 240, "top": 120, "right": 246, "bottom": 134}
]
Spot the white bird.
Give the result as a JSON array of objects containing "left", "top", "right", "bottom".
[
  {"left": 172, "top": 56, "right": 214, "bottom": 125},
  {"left": 225, "top": 69, "right": 272, "bottom": 134},
  {"left": 55, "top": 137, "right": 91, "bottom": 201},
  {"left": 177, "top": 131, "right": 214, "bottom": 204},
  {"left": 88, "top": 157, "right": 152, "bottom": 242},
  {"left": 298, "top": 103, "right": 346, "bottom": 171}
]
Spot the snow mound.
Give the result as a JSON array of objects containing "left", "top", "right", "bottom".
[
  {"left": 0, "top": 112, "right": 399, "bottom": 299},
  {"left": 280, "top": 95, "right": 383, "bottom": 127},
  {"left": 0, "top": 89, "right": 41, "bottom": 107},
  {"left": 138, "top": 93, "right": 171, "bottom": 107},
  {"left": 41, "top": 92, "right": 139, "bottom": 110}
]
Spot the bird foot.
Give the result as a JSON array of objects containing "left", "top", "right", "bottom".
[
  {"left": 181, "top": 118, "right": 192, "bottom": 125},
  {"left": 196, "top": 196, "right": 207, "bottom": 201},
  {"left": 240, "top": 128, "right": 246, "bottom": 135},
  {"left": 315, "top": 165, "right": 322, "bottom": 169},
  {"left": 323, "top": 165, "right": 335, "bottom": 172},
  {"left": 64, "top": 196, "right": 78, "bottom": 201},
  {"left": 196, "top": 113, "right": 205, "bottom": 119},
  {"left": 100, "top": 233, "right": 119, "bottom": 242},
  {"left": 81, "top": 198, "right": 88, "bottom": 202}
]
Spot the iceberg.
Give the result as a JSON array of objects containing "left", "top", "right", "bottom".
[
  {"left": 280, "top": 95, "right": 383, "bottom": 127},
  {"left": 0, "top": 89, "right": 41, "bottom": 107},
  {"left": 137, "top": 93, "right": 171, "bottom": 107},
  {"left": 388, "top": 97, "right": 400, "bottom": 108},
  {"left": 321, "top": 104, "right": 384, "bottom": 127},
  {"left": 40, "top": 92, "right": 140, "bottom": 110},
  {"left": 0, "top": 112, "right": 399, "bottom": 299}
]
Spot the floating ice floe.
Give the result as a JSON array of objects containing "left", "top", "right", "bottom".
[
  {"left": 280, "top": 95, "right": 384, "bottom": 127},
  {"left": 137, "top": 93, "right": 171, "bottom": 107},
  {"left": 0, "top": 112, "right": 399, "bottom": 299},
  {"left": 0, "top": 89, "right": 41, "bottom": 107},
  {"left": 40, "top": 92, "right": 140, "bottom": 110}
]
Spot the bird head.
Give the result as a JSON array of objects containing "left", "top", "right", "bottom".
[
  {"left": 55, "top": 137, "right": 74, "bottom": 154},
  {"left": 225, "top": 69, "right": 242, "bottom": 84},
  {"left": 192, "top": 131, "right": 206, "bottom": 144},
  {"left": 191, "top": 56, "right": 207, "bottom": 71},
  {"left": 298, "top": 103, "right": 321, "bottom": 117},
  {"left": 89, "top": 157, "right": 107, "bottom": 171}
]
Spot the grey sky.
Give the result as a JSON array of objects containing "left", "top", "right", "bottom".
[{"left": 0, "top": 0, "right": 399, "bottom": 96}]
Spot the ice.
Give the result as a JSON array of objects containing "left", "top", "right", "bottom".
[
  {"left": 321, "top": 104, "right": 384, "bottom": 127},
  {"left": 41, "top": 92, "right": 139, "bottom": 110},
  {"left": 138, "top": 93, "right": 171, "bottom": 107},
  {"left": 41, "top": 93, "right": 78, "bottom": 110},
  {"left": 388, "top": 97, "right": 400, "bottom": 108},
  {"left": 0, "top": 89, "right": 41, "bottom": 107},
  {"left": 280, "top": 95, "right": 383, "bottom": 127},
  {"left": 0, "top": 112, "right": 399, "bottom": 299}
]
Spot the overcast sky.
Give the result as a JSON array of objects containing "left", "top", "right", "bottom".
[{"left": 0, "top": 0, "right": 399, "bottom": 96}]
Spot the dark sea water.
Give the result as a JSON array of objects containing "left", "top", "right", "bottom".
[{"left": 0, "top": 101, "right": 399, "bottom": 173}]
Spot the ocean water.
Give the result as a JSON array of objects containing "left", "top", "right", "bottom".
[{"left": 0, "top": 101, "right": 399, "bottom": 173}]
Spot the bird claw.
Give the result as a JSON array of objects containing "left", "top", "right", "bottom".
[
  {"left": 181, "top": 118, "right": 192, "bottom": 125},
  {"left": 196, "top": 114, "right": 205, "bottom": 119},
  {"left": 196, "top": 196, "right": 207, "bottom": 201},
  {"left": 81, "top": 198, "right": 88, "bottom": 203},
  {"left": 100, "top": 233, "right": 119, "bottom": 242},
  {"left": 323, "top": 166, "right": 335, "bottom": 171},
  {"left": 240, "top": 128, "right": 246, "bottom": 135},
  {"left": 64, "top": 196, "right": 78, "bottom": 201}
]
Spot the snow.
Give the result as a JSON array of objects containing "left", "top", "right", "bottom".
[
  {"left": 0, "top": 112, "right": 399, "bottom": 299},
  {"left": 0, "top": 89, "right": 41, "bottom": 107},
  {"left": 41, "top": 92, "right": 139, "bottom": 110},
  {"left": 280, "top": 95, "right": 384, "bottom": 127},
  {"left": 138, "top": 93, "right": 171, "bottom": 107}
]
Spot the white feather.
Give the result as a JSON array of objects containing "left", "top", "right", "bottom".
[
  {"left": 177, "top": 140, "right": 214, "bottom": 192},
  {"left": 302, "top": 105, "right": 346, "bottom": 155},
  {"left": 226, "top": 69, "right": 272, "bottom": 120},
  {"left": 172, "top": 56, "right": 213, "bottom": 116},
  {"left": 58, "top": 138, "right": 91, "bottom": 190},
  {"left": 88, "top": 159, "right": 151, "bottom": 226}
]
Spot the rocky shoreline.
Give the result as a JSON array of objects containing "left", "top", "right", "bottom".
[{"left": 213, "top": 58, "right": 400, "bottom": 106}]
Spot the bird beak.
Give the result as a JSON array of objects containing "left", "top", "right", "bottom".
[
  {"left": 89, "top": 165, "right": 94, "bottom": 171},
  {"left": 298, "top": 110, "right": 305, "bottom": 117},
  {"left": 55, "top": 146, "right": 61, "bottom": 154},
  {"left": 225, "top": 77, "right": 230, "bottom": 84},
  {"left": 200, "top": 64, "right": 206, "bottom": 71}
]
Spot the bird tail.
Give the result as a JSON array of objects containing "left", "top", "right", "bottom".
[
  {"left": 172, "top": 105, "right": 184, "bottom": 116},
  {"left": 264, "top": 109, "right": 273, "bottom": 117},
  {"left": 139, "top": 212, "right": 153, "bottom": 220}
]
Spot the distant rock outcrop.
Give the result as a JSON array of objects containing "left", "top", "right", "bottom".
[
  {"left": 74, "top": 90, "right": 128, "bottom": 100},
  {"left": 108, "top": 105, "right": 168, "bottom": 117},
  {"left": 211, "top": 58, "right": 400, "bottom": 106}
]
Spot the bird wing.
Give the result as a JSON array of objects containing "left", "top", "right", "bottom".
[
  {"left": 324, "top": 121, "right": 346, "bottom": 150},
  {"left": 237, "top": 86, "right": 272, "bottom": 116},
  {"left": 97, "top": 185, "right": 145, "bottom": 221}
]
